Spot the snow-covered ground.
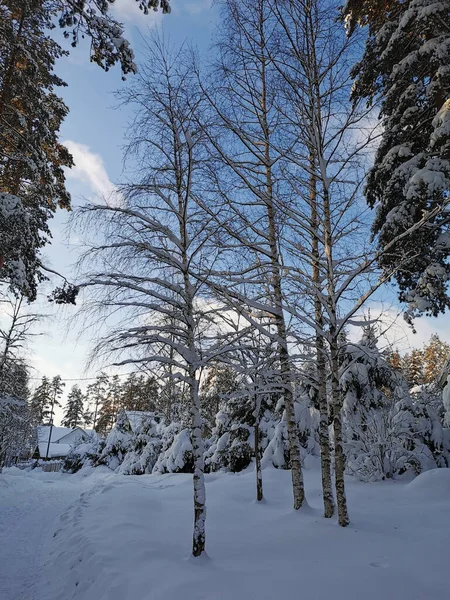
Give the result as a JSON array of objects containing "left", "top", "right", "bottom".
[{"left": 1, "top": 462, "right": 449, "bottom": 600}]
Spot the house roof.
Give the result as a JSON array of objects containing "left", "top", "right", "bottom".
[
  {"left": 36, "top": 426, "right": 92, "bottom": 444},
  {"left": 37, "top": 426, "right": 75, "bottom": 444}
]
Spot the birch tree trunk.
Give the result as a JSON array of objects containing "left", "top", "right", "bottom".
[
  {"left": 261, "top": 26, "right": 305, "bottom": 510},
  {"left": 310, "top": 157, "right": 334, "bottom": 518},
  {"left": 190, "top": 373, "right": 206, "bottom": 556},
  {"left": 254, "top": 417, "right": 263, "bottom": 502},
  {"left": 323, "top": 186, "right": 349, "bottom": 527}
]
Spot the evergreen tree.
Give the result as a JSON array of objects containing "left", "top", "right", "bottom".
[
  {"left": 344, "top": 0, "right": 450, "bottom": 317},
  {"left": 86, "top": 372, "right": 109, "bottom": 430},
  {"left": 402, "top": 349, "right": 425, "bottom": 387},
  {"left": 200, "top": 363, "right": 241, "bottom": 436},
  {"left": 30, "top": 375, "right": 52, "bottom": 424},
  {"left": 423, "top": 334, "right": 450, "bottom": 384},
  {"left": 340, "top": 327, "right": 412, "bottom": 481},
  {"left": 48, "top": 375, "right": 64, "bottom": 422},
  {"left": 62, "top": 384, "right": 86, "bottom": 428},
  {"left": 120, "top": 372, "right": 159, "bottom": 413},
  {"left": 96, "top": 376, "right": 120, "bottom": 436},
  {"left": 0, "top": 1, "right": 73, "bottom": 299}
]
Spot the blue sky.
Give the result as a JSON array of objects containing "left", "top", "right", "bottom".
[
  {"left": 20, "top": 1, "right": 220, "bottom": 410},
  {"left": 14, "top": 0, "right": 450, "bottom": 417}
]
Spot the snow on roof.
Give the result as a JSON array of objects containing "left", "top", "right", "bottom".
[
  {"left": 37, "top": 443, "right": 72, "bottom": 458},
  {"left": 37, "top": 426, "right": 76, "bottom": 444},
  {"left": 36, "top": 426, "right": 92, "bottom": 444}
]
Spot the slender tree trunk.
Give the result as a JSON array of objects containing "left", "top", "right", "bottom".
[
  {"left": 329, "top": 332, "right": 348, "bottom": 526},
  {"left": 260, "top": 35, "right": 305, "bottom": 509},
  {"left": 254, "top": 389, "right": 263, "bottom": 501},
  {"left": 310, "top": 153, "right": 334, "bottom": 518},
  {"left": 323, "top": 186, "right": 349, "bottom": 527},
  {"left": 190, "top": 373, "right": 206, "bottom": 556}
]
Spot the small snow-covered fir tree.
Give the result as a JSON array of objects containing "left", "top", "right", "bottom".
[
  {"left": 64, "top": 431, "right": 105, "bottom": 473},
  {"left": 341, "top": 325, "right": 450, "bottom": 480},
  {"left": 341, "top": 325, "right": 413, "bottom": 481},
  {"left": 153, "top": 426, "right": 194, "bottom": 474},
  {"left": 118, "top": 413, "right": 164, "bottom": 475},
  {"left": 262, "top": 386, "right": 318, "bottom": 471},
  {"left": 97, "top": 410, "right": 133, "bottom": 472}
]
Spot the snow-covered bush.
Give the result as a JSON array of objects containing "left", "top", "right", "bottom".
[
  {"left": 341, "top": 329, "right": 413, "bottom": 481},
  {"left": 205, "top": 388, "right": 260, "bottom": 473},
  {"left": 97, "top": 410, "right": 133, "bottom": 471},
  {"left": 342, "top": 328, "right": 450, "bottom": 481},
  {"left": 118, "top": 414, "right": 164, "bottom": 475},
  {"left": 64, "top": 434, "right": 105, "bottom": 473},
  {"left": 403, "top": 386, "right": 450, "bottom": 470},
  {"left": 262, "top": 393, "right": 318, "bottom": 469},
  {"left": 153, "top": 427, "right": 194, "bottom": 474}
]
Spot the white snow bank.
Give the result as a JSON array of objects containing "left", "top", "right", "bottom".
[
  {"left": 407, "top": 467, "right": 450, "bottom": 496},
  {"left": 37, "top": 467, "right": 450, "bottom": 600}
]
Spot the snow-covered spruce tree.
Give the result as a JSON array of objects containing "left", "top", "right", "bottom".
[
  {"left": 200, "top": 362, "right": 242, "bottom": 437},
  {"left": 262, "top": 367, "right": 319, "bottom": 471},
  {"left": 97, "top": 409, "right": 133, "bottom": 471},
  {"left": 62, "top": 385, "right": 86, "bottom": 429},
  {"left": 401, "top": 349, "right": 425, "bottom": 387},
  {"left": 340, "top": 324, "right": 411, "bottom": 481},
  {"left": 199, "top": 0, "right": 306, "bottom": 510},
  {"left": 344, "top": 0, "right": 450, "bottom": 318},
  {"left": 64, "top": 430, "right": 105, "bottom": 473},
  {"left": 404, "top": 383, "right": 450, "bottom": 470},
  {"left": 76, "top": 36, "right": 235, "bottom": 557},
  {"left": 119, "top": 413, "right": 165, "bottom": 475}
]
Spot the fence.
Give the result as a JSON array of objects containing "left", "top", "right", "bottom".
[{"left": 41, "top": 461, "right": 63, "bottom": 473}]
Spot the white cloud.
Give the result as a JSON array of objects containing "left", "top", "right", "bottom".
[
  {"left": 63, "top": 140, "right": 122, "bottom": 206},
  {"left": 348, "top": 302, "right": 450, "bottom": 353},
  {"left": 111, "top": 0, "right": 164, "bottom": 27},
  {"left": 182, "top": 0, "right": 213, "bottom": 15}
]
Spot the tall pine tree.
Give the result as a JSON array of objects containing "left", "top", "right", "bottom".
[
  {"left": 0, "top": 0, "right": 72, "bottom": 299},
  {"left": 62, "top": 384, "right": 86, "bottom": 428}
]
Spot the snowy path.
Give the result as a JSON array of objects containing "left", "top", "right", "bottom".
[
  {"left": 0, "top": 470, "right": 94, "bottom": 600},
  {"left": 1, "top": 465, "right": 450, "bottom": 600}
]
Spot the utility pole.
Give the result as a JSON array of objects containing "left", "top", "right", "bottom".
[{"left": 45, "top": 386, "right": 58, "bottom": 460}]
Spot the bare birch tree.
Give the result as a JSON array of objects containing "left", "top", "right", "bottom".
[
  {"left": 198, "top": 0, "right": 306, "bottom": 510},
  {"left": 75, "top": 36, "right": 235, "bottom": 557}
]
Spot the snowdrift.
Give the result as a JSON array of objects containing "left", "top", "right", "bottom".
[{"left": 36, "top": 467, "right": 450, "bottom": 600}]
